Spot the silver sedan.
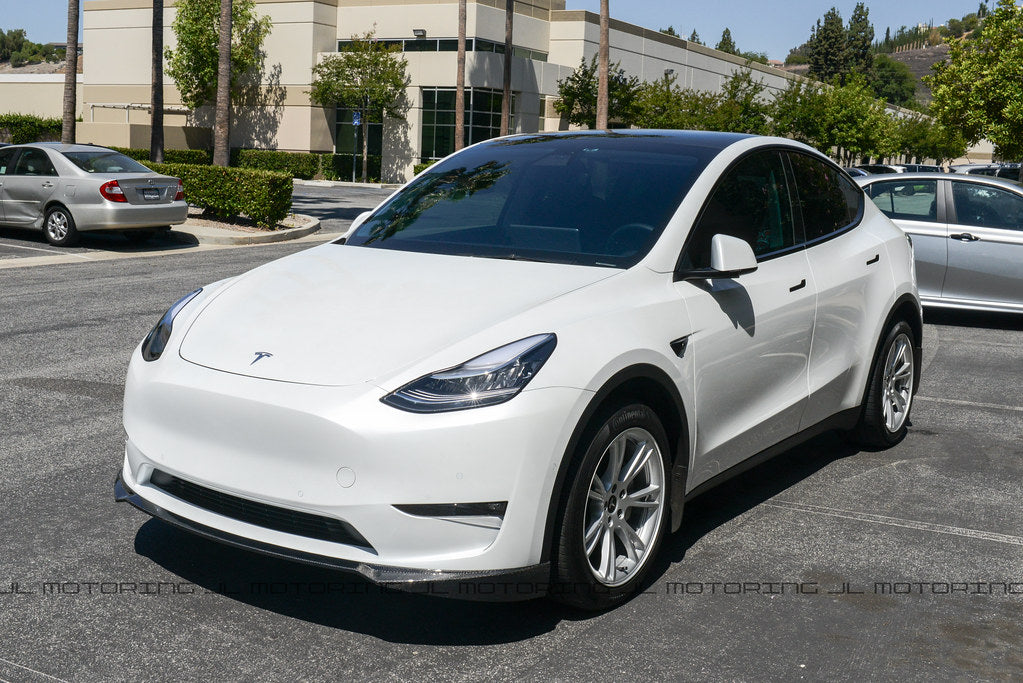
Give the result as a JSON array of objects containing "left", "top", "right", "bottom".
[
  {"left": 0, "top": 143, "right": 187, "bottom": 246},
  {"left": 857, "top": 172, "right": 1023, "bottom": 314}
]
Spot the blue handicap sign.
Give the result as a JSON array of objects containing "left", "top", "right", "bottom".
[{"left": 352, "top": 111, "right": 362, "bottom": 126}]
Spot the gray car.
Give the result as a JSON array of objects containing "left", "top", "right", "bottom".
[
  {"left": 857, "top": 172, "right": 1023, "bottom": 314},
  {"left": 0, "top": 143, "right": 187, "bottom": 246}
]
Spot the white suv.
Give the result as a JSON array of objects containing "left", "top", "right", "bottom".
[{"left": 116, "top": 132, "right": 921, "bottom": 610}]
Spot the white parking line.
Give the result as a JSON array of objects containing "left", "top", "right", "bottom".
[
  {"left": 0, "top": 243, "right": 94, "bottom": 260},
  {"left": 0, "top": 656, "right": 69, "bottom": 683},
  {"left": 765, "top": 500, "right": 1023, "bottom": 546},
  {"left": 915, "top": 395, "right": 1023, "bottom": 413}
]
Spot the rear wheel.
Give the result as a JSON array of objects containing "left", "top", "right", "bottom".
[
  {"left": 44, "top": 206, "right": 79, "bottom": 247},
  {"left": 552, "top": 404, "right": 670, "bottom": 610},
  {"left": 851, "top": 320, "right": 916, "bottom": 449}
]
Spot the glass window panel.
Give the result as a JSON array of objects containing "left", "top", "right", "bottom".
[
  {"left": 952, "top": 181, "right": 1023, "bottom": 231},
  {"left": 436, "top": 89, "right": 456, "bottom": 111},
  {"left": 438, "top": 39, "right": 458, "bottom": 51},
  {"left": 867, "top": 180, "right": 938, "bottom": 222},
  {"left": 788, "top": 152, "right": 861, "bottom": 241}
]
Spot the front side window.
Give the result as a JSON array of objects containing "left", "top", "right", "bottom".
[
  {"left": 788, "top": 152, "right": 861, "bottom": 241},
  {"left": 62, "top": 151, "right": 151, "bottom": 174},
  {"left": 346, "top": 134, "right": 719, "bottom": 268},
  {"left": 681, "top": 150, "right": 796, "bottom": 270},
  {"left": 866, "top": 180, "right": 938, "bottom": 222},
  {"left": 952, "top": 181, "right": 1023, "bottom": 231},
  {"left": 12, "top": 148, "right": 57, "bottom": 176}
]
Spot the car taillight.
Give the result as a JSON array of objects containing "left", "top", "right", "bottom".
[
  {"left": 174, "top": 179, "right": 184, "bottom": 201},
  {"left": 100, "top": 180, "right": 127, "bottom": 203}
]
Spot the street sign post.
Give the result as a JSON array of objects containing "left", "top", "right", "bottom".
[{"left": 352, "top": 111, "right": 361, "bottom": 182}]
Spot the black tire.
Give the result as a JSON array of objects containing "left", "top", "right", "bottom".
[
  {"left": 551, "top": 403, "right": 671, "bottom": 610},
  {"left": 850, "top": 320, "right": 916, "bottom": 449},
  {"left": 43, "top": 205, "right": 79, "bottom": 247}
]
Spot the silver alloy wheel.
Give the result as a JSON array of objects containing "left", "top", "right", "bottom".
[
  {"left": 46, "top": 210, "right": 69, "bottom": 241},
  {"left": 882, "top": 332, "right": 914, "bottom": 432},
  {"left": 583, "top": 426, "right": 665, "bottom": 587}
]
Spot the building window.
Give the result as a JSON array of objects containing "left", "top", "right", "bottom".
[
  {"left": 420, "top": 87, "right": 515, "bottom": 163},
  {"left": 338, "top": 38, "right": 546, "bottom": 62},
  {"left": 335, "top": 107, "right": 383, "bottom": 156}
]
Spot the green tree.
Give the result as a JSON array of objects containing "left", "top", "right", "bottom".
[
  {"left": 309, "top": 31, "right": 409, "bottom": 182},
  {"left": 847, "top": 2, "right": 874, "bottom": 73},
  {"left": 554, "top": 55, "right": 640, "bottom": 129},
  {"left": 660, "top": 26, "right": 680, "bottom": 38},
  {"left": 634, "top": 73, "right": 721, "bottom": 130},
  {"left": 928, "top": 0, "right": 1023, "bottom": 174},
  {"left": 770, "top": 79, "right": 829, "bottom": 147},
  {"left": 716, "top": 28, "right": 737, "bottom": 54},
  {"left": 713, "top": 67, "right": 770, "bottom": 134},
  {"left": 806, "top": 8, "right": 849, "bottom": 82},
  {"left": 165, "top": 0, "right": 271, "bottom": 111},
  {"left": 688, "top": 30, "right": 704, "bottom": 46},
  {"left": 869, "top": 54, "right": 916, "bottom": 106}
]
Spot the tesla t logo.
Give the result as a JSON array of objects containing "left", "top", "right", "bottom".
[{"left": 250, "top": 351, "right": 273, "bottom": 365}]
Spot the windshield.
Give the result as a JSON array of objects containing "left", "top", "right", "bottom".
[
  {"left": 344, "top": 134, "right": 720, "bottom": 267},
  {"left": 62, "top": 151, "right": 153, "bottom": 174}
]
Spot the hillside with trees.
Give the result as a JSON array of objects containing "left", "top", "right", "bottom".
[{"left": 0, "top": 28, "right": 65, "bottom": 70}]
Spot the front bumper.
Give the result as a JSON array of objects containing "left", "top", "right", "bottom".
[{"left": 115, "top": 473, "right": 551, "bottom": 601}]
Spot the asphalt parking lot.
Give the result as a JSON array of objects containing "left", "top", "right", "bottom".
[{"left": 0, "top": 192, "right": 1021, "bottom": 680}]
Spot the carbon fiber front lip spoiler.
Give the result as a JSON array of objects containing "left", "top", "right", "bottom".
[{"left": 114, "top": 473, "right": 550, "bottom": 602}]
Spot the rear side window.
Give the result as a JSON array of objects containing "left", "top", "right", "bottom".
[
  {"left": 682, "top": 150, "right": 797, "bottom": 269},
  {"left": 12, "top": 148, "right": 57, "bottom": 177},
  {"left": 788, "top": 152, "right": 861, "bottom": 241},
  {"left": 0, "top": 148, "right": 15, "bottom": 175},
  {"left": 951, "top": 181, "right": 1023, "bottom": 232},
  {"left": 866, "top": 180, "right": 938, "bottom": 222}
]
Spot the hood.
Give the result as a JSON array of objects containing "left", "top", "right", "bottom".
[{"left": 178, "top": 245, "right": 617, "bottom": 386}]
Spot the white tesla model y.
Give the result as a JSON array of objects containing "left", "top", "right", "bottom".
[{"left": 116, "top": 132, "right": 921, "bottom": 610}]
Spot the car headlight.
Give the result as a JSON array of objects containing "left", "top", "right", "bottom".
[
  {"left": 382, "top": 334, "right": 557, "bottom": 413},
  {"left": 140, "top": 289, "right": 203, "bottom": 362}
]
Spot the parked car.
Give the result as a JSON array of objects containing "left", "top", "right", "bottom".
[
  {"left": 902, "top": 164, "right": 943, "bottom": 173},
  {"left": 844, "top": 166, "right": 870, "bottom": 177},
  {"left": 950, "top": 163, "right": 1020, "bottom": 180},
  {"left": 116, "top": 131, "right": 921, "bottom": 610},
  {"left": 858, "top": 172, "right": 1023, "bottom": 313},
  {"left": 0, "top": 142, "right": 187, "bottom": 246},
  {"left": 855, "top": 163, "right": 907, "bottom": 174}
]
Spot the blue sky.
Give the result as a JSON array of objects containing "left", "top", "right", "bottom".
[{"left": 2, "top": 0, "right": 985, "bottom": 61}]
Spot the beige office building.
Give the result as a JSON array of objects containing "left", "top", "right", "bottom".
[{"left": 76, "top": 0, "right": 803, "bottom": 181}]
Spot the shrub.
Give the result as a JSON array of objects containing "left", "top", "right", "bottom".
[
  {"left": 413, "top": 161, "right": 436, "bottom": 175},
  {"left": 320, "top": 154, "right": 382, "bottom": 182},
  {"left": 110, "top": 146, "right": 212, "bottom": 165},
  {"left": 149, "top": 162, "right": 293, "bottom": 228},
  {"left": 232, "top": 148, "right": 320, "bottom": 180},
  {"left": 0, "top": 113, "right": 61, "bottom": 143}
]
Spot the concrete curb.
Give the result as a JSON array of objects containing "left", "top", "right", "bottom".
[
  {"left": 295, "top": 179, "right": 402, "bottom": 190},
  {"left": 168, "top": 214, "right": 321, "bottom": 246}
]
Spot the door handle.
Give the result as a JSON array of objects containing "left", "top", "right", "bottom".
[
  {"left": 866, "top": 253, "right": 880, "bottom": 265},
  {"left": 789, "top": 279, "right": 806, "bottom": 292},
  {"left": 950, "top": 233, "right": 980, "bottom": 242},
  {"left": 42, "top": 182, "right": 54, "bottom": 188}
]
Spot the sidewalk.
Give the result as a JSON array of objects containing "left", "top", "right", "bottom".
[
  {"left": 295, "top": 179, "right": 402, "bottom": 190},
  {"left": 167, "top": 214, "right": 321, "bottom": 246}
]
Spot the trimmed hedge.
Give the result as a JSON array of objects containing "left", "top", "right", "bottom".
[
  {"left": 0, "top": 113, "right": 61, "bottom": 144},
  {"left": 321, "top": 154, "right": 382, "bottom": 183},
  {"left": 111, "top": 146, "right": 212, "bottom": 165},
  {"left": 232, "top": 148, "right": 321, "bottom": 180},
  {"left": 150, "top": 162, "right": 293, "bottom": 228},
  {"left": 413, "top": 161, "right": 437, "bottom": 175}
]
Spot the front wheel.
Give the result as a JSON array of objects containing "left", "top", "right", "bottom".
[
  {"left": 44, "top": 206, "right": 79, "bottom": 247},
  {"left": 851, "top": 320, "right": 916, "bottom": 449},
  {"left": 551, "top": 404, "right": 670, "bottom": 610}
]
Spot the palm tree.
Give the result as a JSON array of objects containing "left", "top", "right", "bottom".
[
  {"left": 595, "top": 0, "right": 609, "bottom": 130},
  {"left": 500, "top": 0, "right": 512, "bottom": 136},
  {"left": 213, "top": 0, "right": 232, "bottom": 167},
  {"left": 454, "top": 0, "right": 466, "bottom": 151},
  {"left": 150, "top": 0, "right": 164, "bottom": 163},
  {"left": 62, "top": 0, "right": 79, "bottom": 144}
]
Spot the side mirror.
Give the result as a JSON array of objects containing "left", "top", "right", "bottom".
[
  {"left": 339, "top": 211, "right": 372, "bottom": 243},
  {"left": 678, "top": 234, "right": 758, "bottom": 281}
]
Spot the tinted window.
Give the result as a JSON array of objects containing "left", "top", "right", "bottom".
[
  {"left": 866, "top": 180, "right": 938, "bottom": 222},
  {"left": 681, "top": 151, "right": 796, "bottom": 269},
  {"left": 952, "top": 181, "right": 1023, "bottom": 231},
  {"left": 789, "top": 152, "right": 861, "bottom": 241},
  {"left": 0, "top": 147, "right": 16, "bottom": 175},
  {"left": 347, "top": 135, "right": 720, "bottom": 268},
  {"left": 12, "top": 148, "right": 57, "bottom": 176},
  {"left": 62, "top": 151, "right": 152, "bottom": 174}
]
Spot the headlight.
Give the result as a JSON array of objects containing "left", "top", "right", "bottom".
[
  {"left": 140, "top": 289, "right": 203, "bottom": 362},
  {"left": 382, "top": 334, "right": 557, "bottom": 413}
]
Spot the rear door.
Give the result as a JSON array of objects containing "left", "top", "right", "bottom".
[
  {"left": 0, "top": 147, "right": 20, "bottom": 222},
  {"left": 1, "top": 147, "right": 59, "bottom": 225},
  {"left": 863, "top": 177, "right": 946, "bottom": 300},
  {"left": 943, "top": 179, "right": 1023, "bottom": 308}
]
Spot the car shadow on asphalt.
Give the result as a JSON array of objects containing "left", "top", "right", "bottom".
[
  {"left": 924, "top": 309, "right": 1023, "bottom": 331},
  {"left": 131, "top": 432, "right": 861, "bottom": 641},
  {"left": 0, "top": 224, "right": 197, "bottom": 254}
]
